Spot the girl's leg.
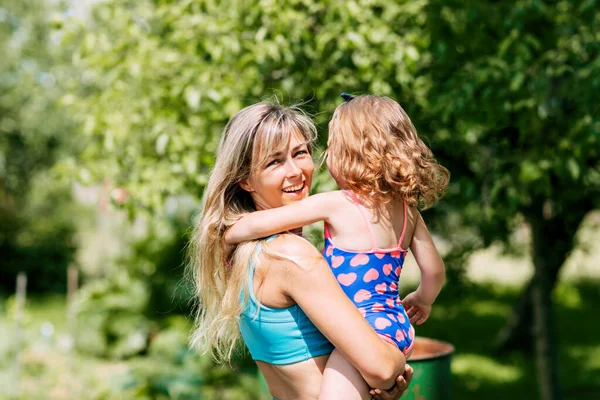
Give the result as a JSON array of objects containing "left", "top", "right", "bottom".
[{"left": 318, "top": 349, "right": 370, "bottom": 400}]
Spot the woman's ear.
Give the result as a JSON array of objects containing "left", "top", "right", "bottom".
[{"left": 238, "top": 179, "right": 254, "bottom": 193}]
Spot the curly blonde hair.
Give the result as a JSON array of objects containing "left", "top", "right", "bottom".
[{"left": 326, "top": 95, "right": 449, "bottom": 209}]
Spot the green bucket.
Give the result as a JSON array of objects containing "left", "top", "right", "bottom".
[{"left": 403, "top": 337, "right": 454, "bottom": 400}]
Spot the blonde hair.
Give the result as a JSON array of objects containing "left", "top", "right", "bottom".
[
  {"left": 188, "top": 102, "right": 317, "bottom": 362},
  {"left": 327, "top": 95, "right": 449, "bottom": 209}
]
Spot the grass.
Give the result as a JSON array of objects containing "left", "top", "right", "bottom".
[
  {"left": 1, "top": 281, "right": 599, "bottom": 399},
  {"left": 412, "top": 280, "right": 600, "bottom": 399}
]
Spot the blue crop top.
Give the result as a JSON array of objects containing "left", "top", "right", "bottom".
[{"left": 238, "top": 235, "right": 334, "bottom": 365}]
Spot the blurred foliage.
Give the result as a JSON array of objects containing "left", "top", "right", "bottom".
[
  {"left": 58, "top": 0, "right": 599, "bottom": 274},
  {"left": 122, "top": 318, "right": 260, "bottom": 400},
  {"left": 75, "top": 212, "right": 193, "bottom": 359},
  {"left": 1, "top": 0, "right": 596, "bottom": 395},
  {"left": 0, "top": 294, "right": 261, "bottom": 399},
  {"left": 0, "top": 0, "right": 82, "bottom": 293},
  {"left": 123, "top": 214, "right": 193, "bottom": 319},
  {"left": 3, "top": 280, "right": 599, "bottom": 399},
  {"left": 75, "top": 269, "right": 153, "bottom": 358},
  {"left": 59, "top": 0, "right": 429, "bottom": 212},
  {"left": 421, "top": 0, "right": 600, "bottom": 246}
]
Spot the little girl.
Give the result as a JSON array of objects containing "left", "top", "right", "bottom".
[{"left": 226, "top": 94, "right": 449, "bottom": 399}]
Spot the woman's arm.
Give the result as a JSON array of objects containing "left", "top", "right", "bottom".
[
  {"left": 224, "top": 191, "right": 340, "bottom": 244},
  {"left": 404, "top": 212, "right": 446, "bottom": 325},
  {"left": 265, "top": 234, "right": 406, "bottom": 390}
]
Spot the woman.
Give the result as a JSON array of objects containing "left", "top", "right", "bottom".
[{"left": 189, "top": 102, "right": 412, "bottom": 400}]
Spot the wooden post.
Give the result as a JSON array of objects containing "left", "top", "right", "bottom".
[
  {"left": 13, "top": 272, "right": 27, "bottom": 400},
  {"left": 66, "top": 266, "right": 79, "bottom": 398}
]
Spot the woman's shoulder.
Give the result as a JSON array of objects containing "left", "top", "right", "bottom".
[
  {"left": 258, "top": 234, "right": 323, "bottom": 272},
  {"left": 266, "top": 233, "right": 320, "bottom": 255}
]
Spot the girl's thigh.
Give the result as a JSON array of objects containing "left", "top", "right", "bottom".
[{"left": 319, "top": 348, "right": 370, "bottom": 400}]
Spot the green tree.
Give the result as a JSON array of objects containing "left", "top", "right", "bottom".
[
  {"left": 63, "top": 1, "right": 599, "bottom": 398},
  {"left": 60, "top": 0, "right": 428, "bottom": 212},
  {"left": 0, "top": 0, "right": 80, "bottom": 292},
  {"left": 419, "top": 2, "right": 599, "bottom": 399}
]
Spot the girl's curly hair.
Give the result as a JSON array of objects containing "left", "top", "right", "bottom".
[{"left": 326, "top": 95, "right": 449, "bottom": 209}]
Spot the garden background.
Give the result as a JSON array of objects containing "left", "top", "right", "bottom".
[{"left": 1, "top": 0, "right": 599, "bottom": 399}]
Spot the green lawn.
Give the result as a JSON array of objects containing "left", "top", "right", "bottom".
[
  {"left": 414, "top": 280, "right": 600, "bottom": 399},
  {"left": 1, "top": 281, "right": 599, "bottom": 399}
]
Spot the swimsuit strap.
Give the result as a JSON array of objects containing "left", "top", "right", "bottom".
[
  {"left": 397, "top": 201, "right": 408, "bottom": 248},
  {"left": 345, "top": 191, "right": 377, "bottom": 250},
  {"left": 324, "top": 222, "right": 332, "bottom": 239}
]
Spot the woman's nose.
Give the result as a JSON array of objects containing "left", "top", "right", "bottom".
[{"left": 284, "top": 159, "right": 302, "bottom": 177}]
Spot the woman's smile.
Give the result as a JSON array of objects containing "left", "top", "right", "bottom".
[{"left": 242, "top": 134, "right": 314, "bottom": 210}]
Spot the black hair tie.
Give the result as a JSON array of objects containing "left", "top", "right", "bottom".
[{"left": 340, "top": 92, "right": 355, "bottom": 103}]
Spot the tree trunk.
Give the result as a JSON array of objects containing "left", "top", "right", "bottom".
[
  {"left": 529, "top": 212, "right": 562, "bottom": 400},
  {"left": 494, "top": 206, "right": 588, "bottom": 354}
]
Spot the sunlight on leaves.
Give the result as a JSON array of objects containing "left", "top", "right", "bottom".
[{"left": 452, "top": 353, "right": 523, "bottom": 384}]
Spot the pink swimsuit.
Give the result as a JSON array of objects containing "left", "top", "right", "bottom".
[{"left": 322, "top": 191, "right": 414, "bottom": 354}]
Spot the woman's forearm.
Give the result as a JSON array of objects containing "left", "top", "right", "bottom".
[{"left": 361, "top": 350, "right": 406, "bottom": 390}]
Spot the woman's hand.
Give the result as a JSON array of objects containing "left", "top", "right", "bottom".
[
  {"left": 403, "top": 291, "right": 432, "bottom": 325},
  {"left": 369, "top": 364, "right": 414, "bottom": 400}
]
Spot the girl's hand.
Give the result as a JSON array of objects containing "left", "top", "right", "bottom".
[
  {"left": 370, "top": 364, "right": 414, "bottom": 400},
  {"left": 402, "top": 291, "right": 432, "bottom": 325}
]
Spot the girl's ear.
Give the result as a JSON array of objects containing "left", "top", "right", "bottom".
[{"left": 239, "top": 179, "right": 254, "bottom": 193}]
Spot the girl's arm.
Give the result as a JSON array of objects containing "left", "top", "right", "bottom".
[
  {"left": 224, "top": 191, "right": 340, "bottom": 244},
  {"left": 265, "top": 234, "right": 406, "bottom": 390},
  {"left": 404, "top": 211, "right": 446, "bottom": 325},
  {"left": 409, "top": 212, "right": 446, "bottom": 303}
]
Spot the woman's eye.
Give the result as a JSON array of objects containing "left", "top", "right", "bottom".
[
  {"left": 294, "top": 149, "right": 308, "bottom": 157},
  {"left": 266, "top": 159, "right": 280, "bottom": 167}
]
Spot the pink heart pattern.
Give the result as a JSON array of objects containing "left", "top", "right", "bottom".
[
  {"left": 337, "top": 273, "right": 357, "bottom": 286},
  {"left": 350, "top": 253, "right": 370, "bottom": 267},
  {"left": 396, "top": 329, "right": 406, "bottom": 342},
  {"left": 375, "top": 317, "right": 392, "bottom": 329},
  {"left": 354, "top": 289, "right": 372, "bottom": 303},
  {"left": 363, "top": 268, "right": 379, "bottom": 282},
  {"left": 322, "top": 226, "right": 412, "bottom": 353},
  {"left": 326, "top": 245, "right": 334, "bottom": 257},
  {"left": 331, "top": 255, "right": 345, "bottom": 268},
  {"left": 383, "top": 264, "right": 393, "bottom": 276},
  {"left": 391, "top": 250, "right": 402, "bottom": 258}
]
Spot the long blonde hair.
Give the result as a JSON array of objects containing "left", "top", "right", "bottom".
[
  {"left": 189, "top": 102, "right": 317, "bottom": 362},
  {"left": 327, "top": 95, "right": 449, "bottom": 209}
]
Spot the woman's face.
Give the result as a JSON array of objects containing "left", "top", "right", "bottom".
[{"left": 242, "top": 134, "right": 314, "bottom": 210}]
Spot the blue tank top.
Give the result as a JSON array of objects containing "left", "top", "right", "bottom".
[{"left": 239, "top": 235, "right": 334, "bottom": 365}]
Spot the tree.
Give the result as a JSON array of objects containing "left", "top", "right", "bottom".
[
  {"left": 0, "top": 0, "right": 80, "bottom": 292},
  {"left": 63, "top": 1, "right": 599, "bottom": 398},
  {"left": 418, "top": 1, "right": 600, "bottom": 399},
  {"left": 60, "top": 0, "right": 429, "bottom": 211}
]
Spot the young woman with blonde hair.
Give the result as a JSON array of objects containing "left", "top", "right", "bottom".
[
  {"left": 190, "top": 101, "right": 413, "bottom": 400},
  {"left": 226, "top": 94, "right": 449, "bottom": 399}
]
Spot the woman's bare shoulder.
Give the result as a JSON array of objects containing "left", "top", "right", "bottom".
[
  {"left": 266, "top": 233, "right": 320, "bottom": 256},
  {"left": 258, "top": 234, "right": 324, "bottom": 273}
]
